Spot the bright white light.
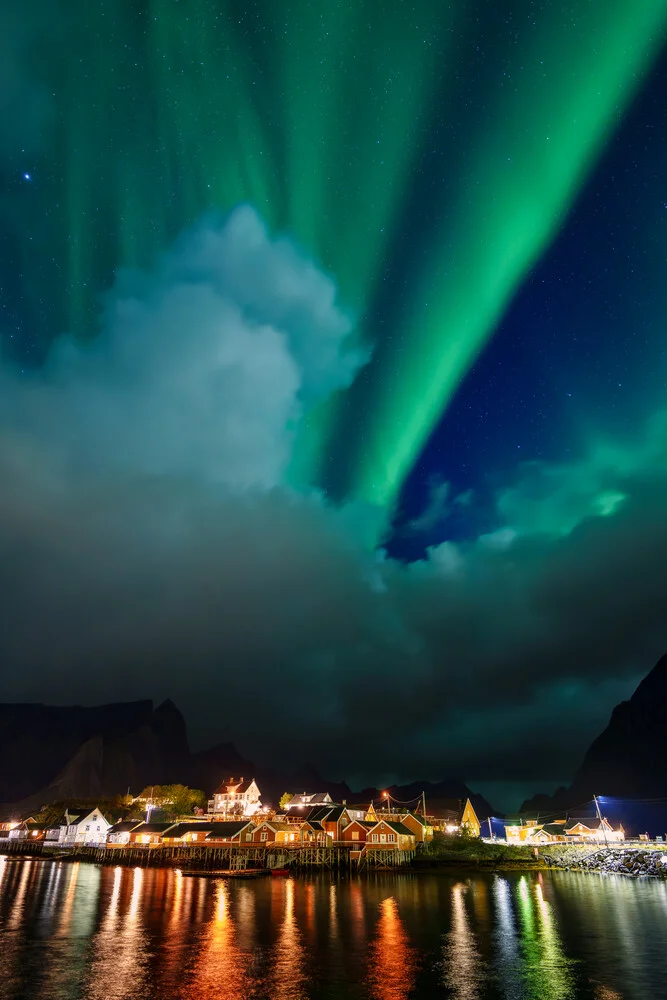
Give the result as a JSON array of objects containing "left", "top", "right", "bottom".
[{"left": 23, "top": 173, "right": 31, "bottom": 181}]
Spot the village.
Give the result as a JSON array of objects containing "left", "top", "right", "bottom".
[{"left": 0, "top": 776, "right": 629, "bottom": 866}]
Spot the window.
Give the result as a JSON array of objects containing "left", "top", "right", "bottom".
[
  {"left": 371, "top": 834, "right": 378, "bottom": 843},
  {"left": 260, "top": 831, "right": 268, "bottom": 842},
  {"left": 246, "top": 833, "right": 252, "bottom": 841},
  {"left": 351, "top": 831, "right": 359, "bottom": 841},
  {"left": 388, "top": 834, "right": 395, "bottom": 843},
  {"left": 85, "top": 825, "right": 90, "bottom": 832}
]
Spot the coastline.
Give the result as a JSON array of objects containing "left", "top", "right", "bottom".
[{"left": 5, "top": 838, "right": 667, "bottom": 879}]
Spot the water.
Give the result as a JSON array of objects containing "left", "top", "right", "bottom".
[{"left": 1, "top": 856, "right": 665, "bottom": 999}]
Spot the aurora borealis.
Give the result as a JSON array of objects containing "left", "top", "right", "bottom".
[
  {"left": 6, "top": 0, "right": 665, "bottom": 510},
  {"left": 3, "top": 0, "right": 667, "bottom": 807}
]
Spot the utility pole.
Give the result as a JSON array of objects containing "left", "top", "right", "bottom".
[
  {"left": 422, "top": 791, "right": 427, "bottom": 820},
  {"left": 594, "top": 795, "right": 609, "bottom": 848}
]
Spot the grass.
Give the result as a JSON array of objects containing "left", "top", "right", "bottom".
[{"left": 411, "top": 836, "right": 542, "bottom": 870}]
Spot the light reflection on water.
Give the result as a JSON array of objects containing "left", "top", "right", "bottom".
[
  {"left": 443, "top": 882, "right": 485, "bottom": 1000},
  {"left": 0, "top": 858, "right": 666, "bottom": 999}
]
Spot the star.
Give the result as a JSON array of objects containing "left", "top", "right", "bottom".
[{"left": 23, "top": 173, "right": 31, "bottom": 181}]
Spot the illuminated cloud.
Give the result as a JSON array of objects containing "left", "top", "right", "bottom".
[{"left": 2, "top": 208, "right": 667, "bottom": 810}]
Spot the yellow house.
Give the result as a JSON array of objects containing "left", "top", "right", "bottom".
[
  {"left": 460, "top": 799, "right": 481, "bottom": 838},
  {"left": 365, "top": 803, "right": 378, "bottom": 823}
]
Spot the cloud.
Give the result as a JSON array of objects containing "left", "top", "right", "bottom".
[
  {"left": 2, "top": 206, "right": 363, "bottom": 491},
  {"left": 1, "top": 206, "right": 667, "bottom": 810}
]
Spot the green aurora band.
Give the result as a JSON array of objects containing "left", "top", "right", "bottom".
[
  {"left": 345, "top": 0, "right": 667, "bottom": 507},
  {"left": 13, "top": 0, "right": 667, "bottom": 510}
]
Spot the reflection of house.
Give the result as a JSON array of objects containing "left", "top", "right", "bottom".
[
  {"left": 250, "top": 821, "right": 298, "bottom": 844},
  {"left": 284, "top": 792, "right": 333, "bottom": 811},
  {"left": 65, "top": 807, "right": 111, "bottom": 845},
  {"left": 107, "top": 821, "right": 144, "bottom": 845},
  {"left": 210, "top": 778, "right": 261, "bottom": 817},
  {"left": 129, "top": 822, "right": 176, "bottom": 844},
  {"left": 366, "top": 820, "right": 416, "bottom": 850}
]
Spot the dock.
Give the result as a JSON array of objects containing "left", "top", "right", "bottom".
[{"left": 0, "top": 838, "right": 416, "bottom": 872}]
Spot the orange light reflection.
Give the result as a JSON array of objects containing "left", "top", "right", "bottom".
[{"left": 366, "top": 896, "right": 418, "bottom": 1000}]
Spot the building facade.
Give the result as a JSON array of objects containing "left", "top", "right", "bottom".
[{"left": 210, "top": 778, "right": 262, "bottom": 817}]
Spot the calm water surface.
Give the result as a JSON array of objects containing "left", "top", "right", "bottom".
[{"left": 0, "top": 856, "right": 665, "bottom": 999}]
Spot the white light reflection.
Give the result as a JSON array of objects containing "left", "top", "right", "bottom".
[
  {"left": 269, "top": 879, "right": 308, "bottom": 1000},
  {"left": 442, "top": 882, "right": 484, "bottom": 1000}
]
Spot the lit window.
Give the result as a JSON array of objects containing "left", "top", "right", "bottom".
[
  {"left": 351, "top": 831, "right": 359, "bottom": 841},
  {"left": 371, "top": 834, "right": 378, "bottom": 843},
  {"left": 246, "top": 833, "right": 252, "bottom": 841}
]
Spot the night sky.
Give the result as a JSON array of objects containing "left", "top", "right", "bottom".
[{"left": 2, "top": 0, "right": 667, "bottom": 809}]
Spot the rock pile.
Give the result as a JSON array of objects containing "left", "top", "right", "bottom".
[{"left": 544, "top": 847, "right": 667, "bottom": 877}]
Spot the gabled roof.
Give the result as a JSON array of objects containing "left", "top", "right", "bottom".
[
  {"left": 307, "top": 804, "right": 346, "bottom": 823},
  {"left": 541, "top": 823, "right": 566, "bottom": 836},
  {"left": 213, "top": 778, "right": 257, "bottom": 795},
  {"left": 46, "top": 814, "right": 71, "bottom": 829},
  {"left": 75, "top": 807, "right": 111, "bottom": 825},
  {"left": 205, "top": 822, "right": 253, "bottom": 839},
  {"left": 402, "top": 812, "right": 428, "bottom": 827},
  {"left": 369, "top": 820, "right": 414, "bottom": 837},
  {"left": 163, "top": 823, "right": 217, "bottom": 838},
  {"left": 301, "top": 820, "right": 325, "bottom": 831},
  {"left": 130, "top": 822, "right": 176, "bottom": 834},
  {"left": 108, "top": 821, "right": 143, "bottom": 834},
  {"left": 565, "top": 817, "right": 603, "bottom": 831},
  {"left": 26, "top": 822, "right": 50, "bottom": 831},
  {"left": 286, "top": 792, "right": 332, "bottom": 807},
  {"left": 256, "top": 821, "right": 294, "bottom": 833}
]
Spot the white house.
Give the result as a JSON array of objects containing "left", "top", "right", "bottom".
[
  {"left": 284, "top": 792, "right": 333, "bottom": 811},
  {"left": 564, "top": 817, "right": 625, "bottom": 843},
  {"left": 210, "top": 778, "right": 262, "bottom": 817},
  {"left": 106, "top": 821, "right": 143, "bottom": 845},
  {"left": 65, "top": 807, "right": 111, "bottom": 845},
  {"left": 45, "top": 810, "right": 82, "bottom": 845}
]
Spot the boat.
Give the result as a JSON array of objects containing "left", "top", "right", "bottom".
[{"left": 270, "top": 868, "right": 290, "bottom": 877}]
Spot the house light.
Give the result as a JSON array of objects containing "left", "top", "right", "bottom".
[{"left": 446, "top": 824, "right": 459, "bottom": 833}]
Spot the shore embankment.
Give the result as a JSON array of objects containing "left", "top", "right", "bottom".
[
  {"left": 543, "top": 844, "right": 667, "bottom": 878},
  {"left": 410, "top": 839, "right": 547, "bottom": 872}
]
